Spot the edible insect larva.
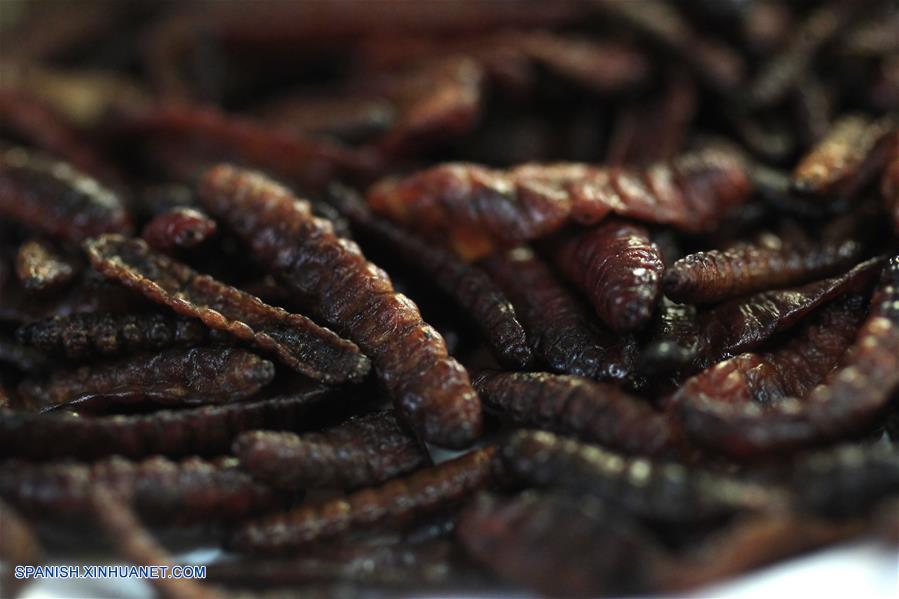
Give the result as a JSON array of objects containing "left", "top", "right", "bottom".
[
  {"left": 17, "top": 346, "right": 274, "bottom": 413},
  {"left": 473, "top": 371, "right": 674, "bottom": 456},
  {"left": 116, "top": 103, "right": 379, "bottom": 188},
  {"left": 792, "top": 115, "right": 897, "bottom": 199},
  {"left": 0, "top": 90, "right": 119, "bottom": 183},
  {"left": 14, "top": 238, "right": 78, "bottom": 293},
  {"left": 749, "top": 3, "right": 862, "bottom": 108},
  {"left": 648, "top": 257, "right": 884, "bottom": 373},
  {"left": 16, "top": 313, "right": 213, "bottom": 361},
  {"left": 495, "top": 430, "right": 784, "bottom": 521},
  {"left": 480, "top": 247, "right": 635, "bottom": 381},
  {"left": 549, "top": 219, "right": 664, "bottom": 332},
  {"left": 680, "top": 255, "right": 899, "bottom": 458},
  {"left": 0, "top": 146, "right": 131, "bottom": 241},
  {"left": 331, "top": 186, "right": 532, "bottom": 369},
  {"left": 672, "top": 295, "right": 867, "bottom": 408},
  {"left": 1, "top": 456, "right": 283, "bottom": 525},
  {"left": 655, "top": 514, "right": 861, "bottom": 592},
  {"left": 376, "top": 56, "right": 484, "bottom": 157},
  {"left": 141, "top": 207, "right": 218, "bottom": 252},
  {"left": 663, "top": 237, "right": 864, "bottom": 304},
  {"left": 587, "top": 0, "right": 743, "bottom": 93},
  {"left": 90, "top": 486, "right": 222, "bottom": 599},
  {"left": 789, "top": 443, "right": 899, "bottom": 519},
  {"left": 198, "top": 164, "right": 482, "bottom": 449},
  {"left": 85, "top": 235, "right": 370, "bottom": 383},
  {"left": 233, "top": 409, "right": 431, "bottom": 490},
  {"left": 0, "top": 498, "right": 41, "bottom": 567},
  {"left": 0, "top": 387, "right": 333, "bottom": 460},
  {"left": 231, "top": 446, "right": 496, "bottom": 553},
  {"left": 367, "top": 148, "right": 752, "bottom": 259},
  {"left": 457, "top": 491, "right": 660, "bottom": 597}
]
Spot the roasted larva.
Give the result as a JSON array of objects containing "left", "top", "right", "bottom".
[
  {"left": 16, "top": 346, "right": 274, "bottom": 413},
  {"left": 14, "top": 238, "right": 78, "bottom": 293},
  {"left": 198, "top": 164, "right": 482, "bottom": 449},
  {"left": 85, "top": 235, "right": 370, "bottom": 383},
  {"left": 141, "top": 207, "right": 218, "bottom": 252},
  {"left": 549, "top": 219, "right": 664, "bottom": 332},
  {"left": 234, "top": 409, "right": 430, "bottom": 490}
]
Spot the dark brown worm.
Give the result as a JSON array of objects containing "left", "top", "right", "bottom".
[
  {"left": 749, "top": 3, "right": 865, "bottom": 108},
  {"left": 790, "top": 443, "right": 899, "bottom": 519},
  {"left": 663, "top": 236, "right": 864, "bottom": 304},
  {"left": 367, "top": 148, "right": 752, "bottom": 259},
  {"left": 0, "top": 146, "right": 131, "bottom": 241},
  {"left": 680, "top": 255, "right": 899, "bottom": 458},
  {"left": 16, "top": 313, "right": 214, "bottom": 361},
  {"left": 376, "top": 55, "right": 484, "bottom": 157},
  {"left": 655, "top": 514, "right": 861, "bottom": 592},
  {"left": 15, "top": 238, "right": 78, "bottom": 293},
  {"left": 672, "top": 295, "right": 868, "bottom": 408},
  {"left": 0, "top": 386, "right": 333, "bottom": 460},
  {"left": 0, "top": 456, "right": 283, "bottom": 525},
  {"left": 480, "top": 247, "right": 635, "bottom": 381},
  {"left": 549, "top": 219, "right": 664, "bottom": 332},
  {"left": 0, "top": 498, "right": 42, "bottom": 567},
  {"left": 116, "top": 103, "right": 378, "bottom": 188},
  {"left": 231, "top": 446, "right": 496, "bottom": 553},
  {"left": 331, "top": 187, "right": 532, "bottom": 369},
  {"left": 0, "top": 89, "right": 119, "bottom": 182},
  {"left": 89, "top": 486, "right": 222, "bottom": 599},
  {"left": 233, "top": 409, "right": 431, "bottom": 490},
  {"left": 458, "top": 491, "right": 660, "bottom": 597},
  {"left": 85, "top": 235, "right": 370, "bottom": 383},
  {"left": 205, "top": 540, "right": 458, "bottom": 588},
  {"left": 473, "top": 371, "right": 673, "bottom": 456},
  {"left": 198, "top": 164, "right": 482, "bottom": 449},
  {"left": 17, "top": 346, "right": 274, "bottom": 413},
  {"left": 495, "top": 430, "right": 785, "bottom": 521},
  {"left": 646, "top": 257, "right": 884, "bottom": 373},
  {"left": 587, "top": 0, "right": 743, "bottom": 93},
  {"left": 141, "top": 207, "right": 218, "bottom": 252},
  {"left": 792, "top": 115, "right": 897, "bottom": 198}
]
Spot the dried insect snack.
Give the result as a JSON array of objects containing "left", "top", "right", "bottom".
[
  {"left": 0, "top": 145, "right": 131, "bottom": 241},
  {"left": 792, "top": 115, "right": 897, "bottom": 199},
  {"left": 367, "top": 148, "right": 753, "bottom": 259},
  {"left": 548, "top": 219, "right": 665, "bottom": 332},
  {"left": 231, "top": 446, "right": 496, "bottom": 553},
  {"left": 14, "top": 238, "right": 78, "bottom": 293},
  {"left": 16, "top": 346, "right": 274, "bottom": 413},
  {"left": 458, "top": 491, "right": 660, "bottom": 597},
  {"left": 198, "top": 164, "right": 482, "bottom": 449},
  {"left": 494, "top": 430, "right": 784, "bottom": 521},
  {"left": 16, "top": 313, "right": 213, "bottom": 361},
  {"left": 141, "top": 207, "right": 218, "bottom": 252},
  {"left": 0, "top": 386, "right": 334, "bottom": 460},
  {"left": 331, "top": 187, "right": 532, "bottom": 369},
  {"left": 672, "top": 294, "right": 867, "bottom": 408},
  {"left": 0, "top": 456, "right": 282, "bottom": 525},
  {"left": 680, "top": 255, "right": 899, "bottom": 458},
  {"left": 85, "top": 235, "right": 370, "bottom": 383},
  {"left": 89, "top": 486, "right": 222, "bottom": 599},
  {"left": 480, "top": 247, "right": 635, "bottom": 381},
  {"left": 115, "top": 103, "right": 378, "bottom": 188},
  {"left": 663, "top": 236, "right": 864, "bottom": 304},
  {"left": 646, "top": 256, "right": 884, "bottom": 373},
  {"left": 473, "top": 371, "right": 674, "bottom": 456},
  {"left": 234, "top": 409, "right": 430, "bottom": 490}
]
